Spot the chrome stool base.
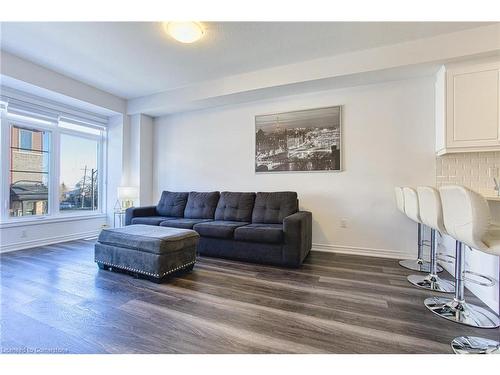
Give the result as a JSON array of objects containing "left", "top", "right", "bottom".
[
  {"left": 451, "top": 336, "right": 500, "bottom": 354},
  {"left": 399, "top": 259, "right": 443, "bottom": 273},
  {"left": 407, "top": 274, "right": 454, "bottom": 293},
  {"left": 424, "top": 296, "right": 500, "bottom": 328}
]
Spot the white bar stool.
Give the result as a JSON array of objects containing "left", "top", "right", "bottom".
[
  {"left": 396, "top": 187, "right": 442, "bottom": 273},
  {"left": 406, "top": 186, "right": 454, "bottom": 292},
  {"left": 424, "top": 185, "right": 500, "bottom": 337}
]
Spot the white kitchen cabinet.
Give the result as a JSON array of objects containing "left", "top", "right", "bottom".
[{"left": 436, "top": 60, "right": 500, "bottom": 155}]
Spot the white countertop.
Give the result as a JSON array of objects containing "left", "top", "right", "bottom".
[
  {"left": 479, "top": 189, "right": 500, "bottom": 201},
  {"left": 485, "top": 195, "right": 500, "bottom": 201}
]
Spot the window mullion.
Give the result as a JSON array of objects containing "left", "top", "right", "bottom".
[
  {"left": 51, "top": 129, "right": 61, "bottom": 216},
  {"left": 99, "top": 133, "right": 106, "bottom": 214},
  {"left": 1, "top": 115, "right": 10, "bottom": 221}
]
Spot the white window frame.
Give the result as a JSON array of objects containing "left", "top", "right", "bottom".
[
  {"left": 57, "top": 123, "right": 106, "bottom": 216},
  {"left": 0, "top": 110, "right": 107, "bottom": 224}
]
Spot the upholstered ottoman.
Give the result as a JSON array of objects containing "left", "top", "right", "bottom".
[{"left": 94, "top": 224, "right": 199, "bottom": 283}]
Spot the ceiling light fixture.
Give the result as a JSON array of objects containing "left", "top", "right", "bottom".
[{"left": 164, "top": 22, "right": 204, "bottom": 44}]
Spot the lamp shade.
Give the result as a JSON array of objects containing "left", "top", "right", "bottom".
[{"left": 117, "top": 186, "right": 138, "bottom": 200}]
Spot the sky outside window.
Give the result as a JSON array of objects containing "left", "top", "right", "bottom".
[{"left": 59, "top": 134, "right": 99, "bottom": 211}]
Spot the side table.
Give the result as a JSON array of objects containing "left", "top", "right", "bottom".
[{"left": 114, "top": 211, "right": 126, "bottom": 228}]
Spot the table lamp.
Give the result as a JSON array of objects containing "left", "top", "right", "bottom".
[{"left": 117, "top": 186, "right": 138, "bottom": 209}]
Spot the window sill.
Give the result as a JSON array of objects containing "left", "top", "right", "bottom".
[{"left": 0, "top": 213, "right": 108, "bottom": 229}]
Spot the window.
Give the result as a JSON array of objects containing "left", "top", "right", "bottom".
[
  {"left": 19, "top": 129, "right": 33, "bottom": 149},
  {"left": 1, "top": 104, "right": 106, "bottom": 222},
  {"left": 59, "top": 134, "right": 100, "bottom": 213},
  {"left": 9, "top": 126, "right": 50, "bottom": 217}
]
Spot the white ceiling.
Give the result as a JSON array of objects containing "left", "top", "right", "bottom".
[{"left": 0, "top": 22, "right": 493, "bottom": 99}]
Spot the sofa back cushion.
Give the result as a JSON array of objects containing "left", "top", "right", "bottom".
[
  {"left": 184, "top": 191, "right": 220, "bottom": 219},
  {"left": 156, "top": 191, "right": 189, "bottom": 217},
  {"left": 252, "top": 192, "right": 298, "bottom": 224},
  {"left": 215, "top": 192, "right": 256, "bottom": 222}
]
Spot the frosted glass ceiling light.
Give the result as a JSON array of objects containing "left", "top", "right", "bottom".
[{"left": 164, "top": 22, "right": 204, "bottom": 44}]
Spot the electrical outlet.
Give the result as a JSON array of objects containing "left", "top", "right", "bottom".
[{"left": 340, "top": 218, "right": 348, "bottom": 228}]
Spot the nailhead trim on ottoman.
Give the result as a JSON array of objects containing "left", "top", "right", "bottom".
[{"left": 95, "top": 258, "right": 195, "bottom": 278}]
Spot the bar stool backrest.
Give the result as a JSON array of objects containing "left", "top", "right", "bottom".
[
  {"left": 439, "top": 185, "right": 490, "bottom": 251},
  {"left": 394, "top": 187, "right": 405, "bottom": 214},
  {"left": 403, "top": 187, "right": 421, "bottom": 223},
  {"left": 417, "top": 186, "right": 446, "bottom": 234}
]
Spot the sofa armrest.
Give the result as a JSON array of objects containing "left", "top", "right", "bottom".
[
  {"left": 125, "top": 206, "right": 157, "bottom": 226},
  {"left": 282, "top": 211, "right": 312, "bottom": 267}
]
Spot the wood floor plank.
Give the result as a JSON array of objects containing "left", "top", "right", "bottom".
[
  {"left": 1, "top": 305, "right": 105, "bottom": 354},
  {"left": 1, "top": 239, "right": 499, "bottom": 353},
  {"left": 122, "top": 282, "right": 448, "bottom": 353}
]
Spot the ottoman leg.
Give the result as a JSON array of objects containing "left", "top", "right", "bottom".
[
  {"left": 146, "top": 263, "right": 195, "bottom": 284},
  {"left": 152, "top": 276, "right": 165, "bottom": 284},
  {"left": 97, "top": 262, "right": 109, "bottom": 271},
  {"left": 184, "top": 264, "right": 194, "bottom": 272}
]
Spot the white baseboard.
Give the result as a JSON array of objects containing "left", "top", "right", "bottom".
[
  {"left": 3, "top": 235, "right": 413, "bottom": 261},
  {"left": 311, "top": 243, "right": 412, "bottom": 260},
  {"left": 0, "top": 230, "right": 100, "bottom": 253}
]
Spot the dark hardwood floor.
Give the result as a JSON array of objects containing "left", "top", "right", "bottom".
[{"left": 1, "top": 239, "right": 499, "bottom": 354}]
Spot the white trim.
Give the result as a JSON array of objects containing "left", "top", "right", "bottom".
[
  {"left": 0, "top": 213, "right": 107, "bottom": 229},
  {"left": 311, "top": 243, "right": 412, "bottom": 260},
  {"left": 0, "top": 229, "right": 101, "bottom": 253},
  {"left": 1, "top": 86, "right": 109, "bottom": 126},
  {"left": 0, "top": 113, "right": 10, "bottom": 221}
]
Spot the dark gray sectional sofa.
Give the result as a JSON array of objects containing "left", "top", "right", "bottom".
[{"left": 125, "top": 191, "right": 312, "bottom": 267}]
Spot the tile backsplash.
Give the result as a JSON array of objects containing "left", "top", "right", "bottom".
[{"left": 436, "top": 151, "right": 500, "bottom": 194}]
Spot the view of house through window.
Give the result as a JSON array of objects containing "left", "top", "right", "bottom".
[
  {"left": 59, "top": 133, "right": 99, "bottom": 213},
  {"left": 9, "top": 125, "right": 50, "bottom": 217},
  {"left": 6, "top": 119, "right": 103, "bottom": 218}
]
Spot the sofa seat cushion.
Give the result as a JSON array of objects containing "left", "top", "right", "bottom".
[
  {"left": 184, "top": 191, "right": 220, "bottom": 219},
  {"left": 160, "top": 218, "right": 213, "bottom": 229},
  {"left": 131, "top": 216, "right": 176, "bottom": 226},
  {"left": 215, "top": 192, "right": 256, "bottom": 222},
  {"left": 234, "top": 223, "right": 284, "bottom": 244},
  {"left": 193, "top": 220, "right": 249, "bottom": 239},
  {"left": 156, "top": 191, "right": 189, "bottom": 217},
  {"left": 252, "top": 192, "right": 298, "bottom": 224},
  {"left": 97, "top": 224, "right": 199, "bottom": 255}
]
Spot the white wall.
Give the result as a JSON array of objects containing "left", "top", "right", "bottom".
[
  {"left": 128, "top": 114, "right": 153, "bottom": 206},
  {"left": 0, "top": 216, "right": 106, "bottom": 252},
  {"left": 153, "top": 77, "right": 437, "bottom": 259},
  {"left": 1, "top": 51, "right": 126, "bottom": 114},
  {"left": 139, "top": 115, "right": 153, "bottom": 205},
  {"left": 106, "top": 114, "right": 126, "bottom": 224}
]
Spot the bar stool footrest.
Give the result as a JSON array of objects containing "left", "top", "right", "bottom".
[
  {"left": 436, "top": 253, "right": 455, "bottom": 264},
  {"left": 463, "top": 270, "right": 496, "bottom": 287}
]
